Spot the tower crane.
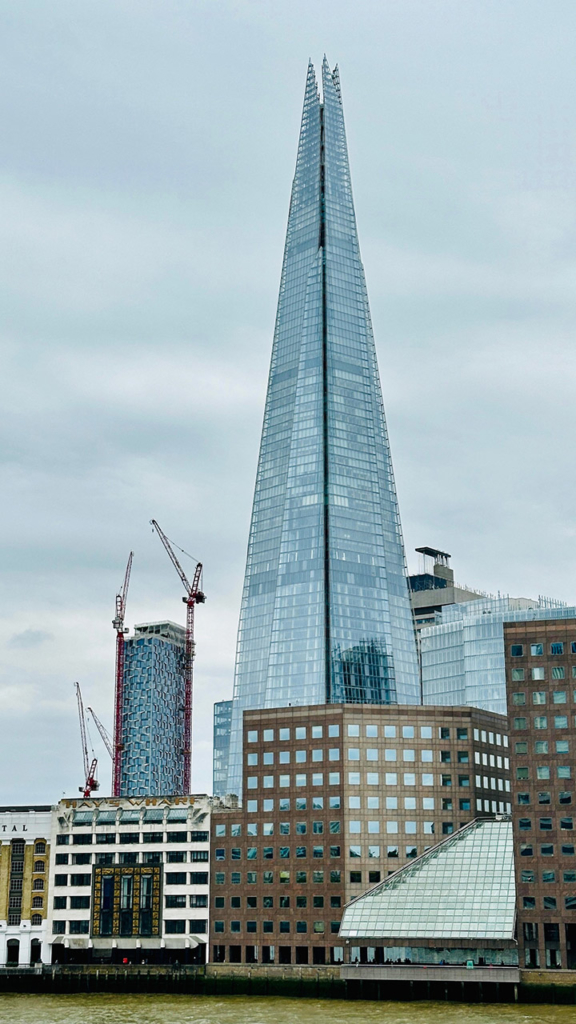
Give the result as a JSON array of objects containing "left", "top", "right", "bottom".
[
  {"left": 112, "top": 552, "right": 133, "bottom": 797},
  {"left": 87, "top": 707, "right": 113, "bottom": 760},
  {"left": 75, "top": 682, "right": 99, "bottom": 797},
  {"left": 150, "top": 520, "right": 205, "bottom": 793}
]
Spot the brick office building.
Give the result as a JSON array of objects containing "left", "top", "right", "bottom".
[
  {"left": 505, "top": 618, "right": 576, "bottom": 970},
  {"left": 210, "top": 703, "right": 511, "bottom": 966}
]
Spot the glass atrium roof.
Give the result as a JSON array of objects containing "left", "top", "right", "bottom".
[{"left": 340, "top": 818, "right": 515, "bottom": 941}]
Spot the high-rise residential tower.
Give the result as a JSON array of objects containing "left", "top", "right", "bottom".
[
  {"left": 226, "top": 59, "right": 419, "bottom": 796},
  {"left": 120, "top": 621, "right": 186, "bottom": 796}
]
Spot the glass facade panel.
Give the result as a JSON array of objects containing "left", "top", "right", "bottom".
[
  {"left": 226, "top": 60, "right": 419, "bottom": 795},
  {"left": 422, "top": 598, "right": 573, "bottom": 716},
  {"left": 340, "top": 818, "right": 515, "bottom": 940}
]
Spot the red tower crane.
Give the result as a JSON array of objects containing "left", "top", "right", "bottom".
[
  {"left": 112, "top": 552, "right": 133, "bottom": 797},
  {"left": 150, "top": 520, "right": 205, "bottom": 793},
  {"left": 75, "top": 682, "right": 99, "bottom": 797}
]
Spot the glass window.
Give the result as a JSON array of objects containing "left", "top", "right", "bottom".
[
  {"left": 532, "top": 668, "right": 545, "bottom": 681},
  {"left": 295, "top": 750, "right": 306, "bottom": 763},
  {"left": 532, "top": 692, "right": 546, "bottom": 705},
  {"left": 559, "top": 766, "right": 572, "bottom": 779},
  {"left": 515, "top": 742, "right": 528, "bottom": 754},
  {"left": 328, "top": 724, "right": 340, "bottom": 737},
  {"left": 551, "top": 642, "right": 564, "bottom": 655},
  {"left": 385, "top": 773, "right": 397, "bottom": 785},
  {"left": 531, "top": 644, "right": 543, "bottom": 656},
  {"left": 329, "top": 772, "right": 340, "bottom": 785},
  {"left": 403, "top": 749, "right": 415, "bottom": 762},
  {"left": 329, "top": 749, "right": 340, "bottom": 761},
  {"left": 420, "top": 726, "right": 432, "bottom": 739},
  {"left": 511, "top": 645, "right": 523, "bottom": 657},
  {"left": 348, "top": 749, "right": 360, "bottom": 761},
  {"left": 514, "top": 718, "right": 527, "bottom": 730},
  {"left": 348, "top": 772, "right": 360, "bottom": 785},
  {"left": 535, "top": 741, "right": 548, "bottom": 754},
  {"left": 422, "top": 774, "right": 434, "bottom": 786},
  {"left": 537, "top": 766, "right": 550, "bottom": 780},
  {"left": 247, "top": 753, "right": 258, "bottom": 766},
  {"left": 295, "top": 727, "right": 306, "bottom": 740},
  {"left": 512, "top": 669, "right": 525, "bottom": 681},
  {"left": 555, "top": 716, "right": 569, "bottom": 729},
  {"left": 247, "top": 731, "right": 258, "bottom": 743},
  {"left": 403, "top": 773, "right": 416, "bottom": 786},
  {"left": 366, "top": 724, "right": 378, "bottom": 738},
  {"left": 512, "top": 693, "right": 526, "bottom": 705},
  {"left": 534, "top": 717, "right": 547, "bottom": 730},
  {"left": 557, "top": 741, "right": 570, "bottom": 753},
  {"left": 312, "top": 726, "right": 323, "bottom": 739},
  {"left": 279, "top": 728, "right": 290, "bottom": 740},
  {"left": 347, "top": 724, "right": 359, "bottom": 737}
]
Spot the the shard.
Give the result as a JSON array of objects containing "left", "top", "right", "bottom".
[{"left": 226, "top": 59, "right": 419, "bottom": 796}]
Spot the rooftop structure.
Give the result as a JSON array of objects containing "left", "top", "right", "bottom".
[{"left": 227, "top": 59, "right": 419, "bottom": 797}]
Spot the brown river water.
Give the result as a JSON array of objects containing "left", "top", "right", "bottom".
[{"left": 0, "top": 995, "right": 571, "bottom": 1024}]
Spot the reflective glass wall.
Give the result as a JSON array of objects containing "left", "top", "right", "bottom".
[
  {"left": 227, "top": 61, "right": 419, "bottom": 797},
  {"left": 421, "top": 598, "right": 573, "bottom": 716}
]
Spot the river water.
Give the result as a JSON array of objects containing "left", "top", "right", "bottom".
[{"left": 0, "top": 995, "right": 571, "bottom": 1024}]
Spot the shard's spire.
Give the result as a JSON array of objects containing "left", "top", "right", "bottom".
[{"left": 226, "top": 60, "right": 420, "bottom": 797}]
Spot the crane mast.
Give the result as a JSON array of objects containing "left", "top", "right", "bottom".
[
  {"left": 150, "top": 520, "right": 205, "bottom": 793},
  {"left": 75, "top": 682, "right": 99, "bottom": 798},
  {"left": 112, "top": 552, "right": 133, "bottom": 797}
]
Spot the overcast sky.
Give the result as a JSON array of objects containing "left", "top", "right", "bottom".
[{"left": 2, "top": 0, "right": 576, "bottom": 803}]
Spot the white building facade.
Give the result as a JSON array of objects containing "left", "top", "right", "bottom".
[
  {"left": 47, "top": 795, "right": 211, "bottom": 964},
  {"left": 0, "top": 806, "right": 52, "bottom": 966}
]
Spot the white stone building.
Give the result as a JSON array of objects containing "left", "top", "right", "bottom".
[{"left": 47, "top": 795, "right": 211, "bottom": 964}]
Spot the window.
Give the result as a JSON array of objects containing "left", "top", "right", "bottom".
[
  {"left": 511, "top": 645, "right": 523, "bottom": 657},
  {"left": 328, "top": 724, "right": 340, "bottom": 737},
  {"left": 537, "top": 767, "right": 550, "bottom": 780},
  {"left": 247, "top": 731, "right": 258, "bottom": 743},
  {"left": 558, "top": 766, "right": 572, "bottom": 779},
  {"left": 421, "top": 750, "right": 433, "bottom": 762},
  {"left": 514, "top": 718, "right": 527, "bottom": 730},
  {"left": 531, "top": 644, "right": 543, "bottom": 656},
  {"left": 532, "top": 668, "right": 545, "bottom": 681},
  {"left": 551, "top": 643, "right": 564, "bottom": 655},
  {"left": 347, "top": 724, "right": 359, "bottom": 737},
  {"left": 512, "top": 669, "right": 525, "bottom": 682},
  {"left": 263, "top": 729, "right": 274, "bottom": 742},
  {"left": 329, "top": 749, "right": 340, "bottom": 761},
  {"left": 312, "top": 725, "right": 323, "bottom": 739},
  {"left": 534, "top": 717, "right": 548, "bottom": 730},
  {"left": 279, "top": 728, "right": 290, "bottom": 740},
  {"left": 555, "top": 716, "right": 569, "bottom": 729},
  {"left": 420, "top": 726, "right": 432, "bottom": 739}
]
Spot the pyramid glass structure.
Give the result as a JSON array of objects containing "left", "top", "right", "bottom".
[
  {"left": 340, "top": 818, "right": 515, "bottom": 941},
  {"left": 227, "top": 60, "right": 419, "bottom": 796}
]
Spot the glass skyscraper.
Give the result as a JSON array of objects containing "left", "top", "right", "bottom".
[
  {"left": 226, "top": 59, "right": 419, "bottom": 797},
  {"left": 120, "top": 621, "right": 186, "bottom": 796}
]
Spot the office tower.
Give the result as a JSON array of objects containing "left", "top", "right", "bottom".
[
  {"left": 421, "top": 597, "right": 572, "bottom": 716},
  {"left": 213, "top": 701, "right": 233, "bottom": 798},
  {"left": 120, "top": 621, "right": 186, "bottom": 797},
  {"left": 226, "top": 59, "right": 419, "bottom": 796},
  {"left": 210, "top": 702, "right": 511, "bottom": 967},
  {"left": 504, "top": 618, "right": 576, "bottom": 970}
]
